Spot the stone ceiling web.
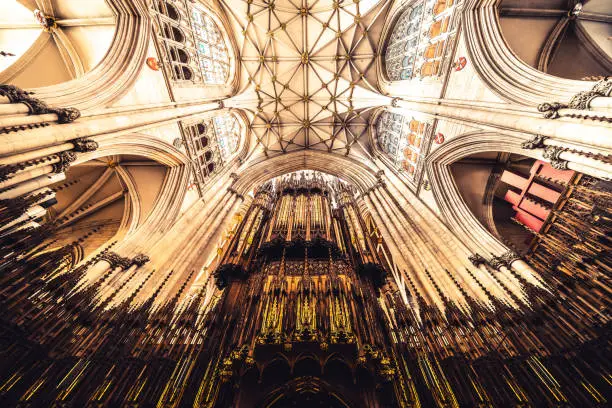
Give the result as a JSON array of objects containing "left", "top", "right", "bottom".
[{"left": 220, "top": 0, "right": 391, "bottom": 155}]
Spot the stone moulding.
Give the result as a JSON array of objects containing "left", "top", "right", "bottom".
[
  {"left": 1, "top": 0, "right": 152, "bottom": 111},
  {"left": 461, "top": 0, "right": 596, "bottom": 106}
]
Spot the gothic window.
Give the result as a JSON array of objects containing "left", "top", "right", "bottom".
[
  {"left": 384, "top": 3, "right": 424, "bottom": 81},
  {"left": 190, "top": 8, "right": 230, "bottom": 85},
  {"left": 153, "top": 1, "right": 230, "bottom": 85},
  {"left": 212, "top": 113, "right": 240, "bottom": 161},
  {"left": 376, "top": 111, "right": 428, "bottom": 177},
  {"left": 181, "top": 113, "right": 242, "bottom": 191},
  {"left": 384, "top": 0, "right": 457, "bottom": 81}
]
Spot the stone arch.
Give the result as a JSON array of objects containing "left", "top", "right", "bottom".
[
  {"left": 425, "top": 130, "right": 542, "bottom": 255},
  {"left": 462, "top": 0, "right": 600, "bottom": 105},
  {"left": 76, "top": 133, "right": 192, "bottom": 254},
  {"left": 497, "top": 0, "right": 611, "bottom": 80},
  {"left": 0, "top": 0, "right": 151, "bottom": 110},
  {"left": 231, "top": 150, "right": 380, "bottom": 196}
]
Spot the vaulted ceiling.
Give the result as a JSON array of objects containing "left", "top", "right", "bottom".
[
  {"left": 220, "top": 0, "right": 392, "bottom": 156},
  {"left": 0, "top": 0, "right": 116, "bottom": 88}
]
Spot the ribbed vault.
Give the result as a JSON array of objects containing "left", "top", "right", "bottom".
[{"left": 220, "top": 0, "right": 391, "bottom": 156}]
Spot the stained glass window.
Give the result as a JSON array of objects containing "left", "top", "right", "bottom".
[
  {"left": 181, "top": 113, "right": 242, "bottom": 191},
  {"left": 376, "top": 111, "right": 427, "bottom": 176},
  {"left": 153, "top": 1, "right": 231, "bottom": 85},
  {"left": 384, "top": 3, "right": 424, "bottom": 81},
  {"left": 191, "top": 8, "right": 229, "bottom": 85},
  {"left": 384, "top": 0, "right": 456, "bottom": 81},
  {"left": 212, "top": 113, "right": 240, "bottom": 161}
]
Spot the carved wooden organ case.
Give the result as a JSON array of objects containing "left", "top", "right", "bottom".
[{"left": 205, "top": 172, "right": 402, "bottom": 407}]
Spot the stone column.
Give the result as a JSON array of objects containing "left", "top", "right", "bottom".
[
  {"left": 468, "top": 254, "right": 516, "bottom": 308},
  {"left": 376, "top": 183, "right": 489, "bottom": 303},
  {"left": 393, "top": 96, "right": 612, "bottom": 150},
  {"left": 500, "top": 250, "right": 547, "bottom": 290},
  {"left": 359, "top": 194, "right": 410, "bottom": 298},
  {"left": 0, "top": 84, "right": 81, "bottom": 133},
  {"left": 488, "top": 255, "right": 527, "bottom": 303},
  {"left": 0, "top": 100, "right": 222, "bottom": 156},
  {"left": 364, "top": 190, "right": 441, "bottom": 308},
  {"left": 83, "top": 252, "right": 149, "bottom": 288},
  {"left": 0, "top": 172, "right": 66, "bottom": 199},
  {"left": 522, "top": 136, "right": 612, "bottom": 180},
  {"left": 140, "top": 190, "right": 245, "bottom": 304}
]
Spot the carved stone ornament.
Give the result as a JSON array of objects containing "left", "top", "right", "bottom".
[
  {"left": 550, "top": 159, "right": 569, "bottom": 170},
  {"left": 543, "top": 146, "right": 564, "bottom": 161},
  {"left": 468, "top": 254, "right": 486, "bottom": 267},
  {"left": 391, "top": 97, "right": 400, "bottom": 108},
  {"left": 567, "top": 91, "right": 600, "bottom": 110},
  {"left": 0, "top": 84, "right": 81, "bottom": 123},
  {"left": 591, "top": 76, "right": 612, "bottom": 97},
  {"left": 72, "top": 138, "right": 99, "bottom": 153},
  {"left": 542, "top": 146, "right": 570, "bottom": 169},
  {"left": 521, "top": 134, "right": 549, "bottom": 150},
  {"left": 538, "top": 77, "right": 611, "bottom": 119},
  {"left": 99, "top": 252, "right": 132, "bottom": 269},
  {"left": 0, "top": 84, "right": 35, "bottom": 102},
  {"left": 488, "top": 256, "right": 506, "bottom": 270},
  {"left": 500, "top": 250, "right": 521, "bottom": 266},
  {"left": 227, "top": 187, "right": 244, "bottom": 200},
  {"left": 34, "top": 9, "right": 57, "bottom": 32},
  {"left": 52, "top": 151, "right": 77, "bottom": 173},
  {"left": 53, "top": 108, "right": 81, "bottom": 124},
  {"left": 131, "top": 254, "right": 150, "bottom": 267},
  {"left": 537, "top": 102, "right": 567, "bottom": 119}
]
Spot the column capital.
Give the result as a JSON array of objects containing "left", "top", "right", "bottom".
[
  {"left": 131, "top": 253, "right": 150, "bottom": 267},
  {"left": 538, "top": 77, "right": 612, "bottom": 119},
  {"left": 227, "top": 187, "right": 244, "bottom": 200},
  {"left": 0, "top": 84, "right": 81, "bottom": 123},
  {"left": 72, "top": 138, "right": 99, "bottom": 153},
  {"left": 468, "top": 253, "right": 486, "bottom": 267},
  {"left": 99, "top": 252, "right": 150, "bottom": 269},
  {"left": 543, "top": 146, "right": 569, "bottom": 170},
  {"left": 488, "top": 255, "right": 506, "bottom": 271},
  {"left": 99, "top": 251, "right": 132, "bottom": 270},
  {"left": 543, "top": 145, "right": 564, "bottom": 160},
  {"left": 52, "top": 151, "right": 77, "bottom": 173},
  {"left": 500, "top": 250, "right": 522, "bottom": 266},
  {"left": 592, "top": 77, "right": 612, "bottom": 97},
  {"left": 521, "top": 134, "right": 548, "bottom": 150}
]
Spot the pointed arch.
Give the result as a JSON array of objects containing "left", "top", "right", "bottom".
[
  {"left": 425, "top": 130, "right": 540, "bottom": 254},
  {"left": 0, "top": 0, "right": 151, "bottom": 110},
  {"left": 461, "top": 0, "right": 605, "bottom": 105}
]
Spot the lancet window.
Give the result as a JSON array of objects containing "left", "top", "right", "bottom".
[
  {"left": 376, "top": 111, "right": 430, "bottom": 177},
  {"left": 385, "top": 0, "right": 458, "bottom": 81},
  {"left": 181, "top": 113, "right": 242, "bottom": 191},
  {"left": 190, "top": 7, "right": 230, "bottom": 84},
  {"left": 153, "top": 0, "right": 230, "bottom": 85}
]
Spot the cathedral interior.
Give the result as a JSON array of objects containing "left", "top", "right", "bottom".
[{"left": 0, "top": 0, "right": 610, "bottom": 406}]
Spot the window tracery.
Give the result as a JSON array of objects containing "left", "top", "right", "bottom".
[
  {"left": 384, "top": 0, "right": 458, "bottom": 81},
  {"left": 181, "top": 113, "right": 242, "bottom": 193},
  {"left": 376, "top": 111, "right": 431, "bottom": 180},
  {"left": 153, "top": 0, "right": 230, "bottom": 85}
]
